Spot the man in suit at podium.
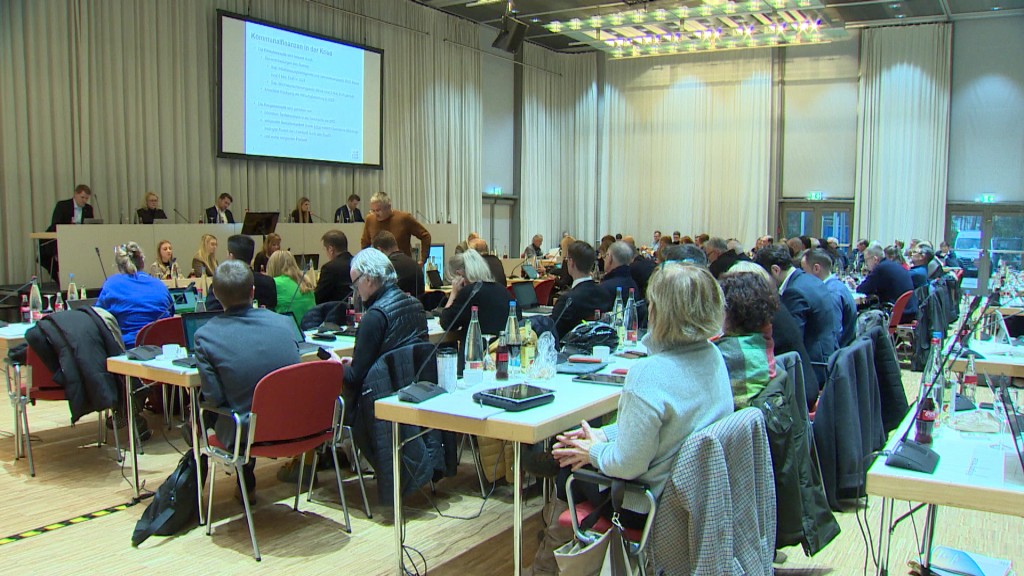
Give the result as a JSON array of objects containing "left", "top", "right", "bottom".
[
  {"left": 205, "top": 193, "right": 234, "bottom": 224},
  {"left": 334, "top": 194, "right": 364, "bottom": 223},
  {"left": 41, "top": 184, "right": 94, "bottom": 282}
]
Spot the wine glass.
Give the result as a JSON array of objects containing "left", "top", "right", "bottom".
[{"left": 43, "top": 294, "right": 54, "bottom": 315}]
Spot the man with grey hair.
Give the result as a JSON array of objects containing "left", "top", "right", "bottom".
[
  {"left": 855, "top": 243, "right": 917, "bottom": 322},
  {"left": 343, "top": 248, "right": 428, "bottom": 399},
  {"left": 660, "top": 243, "right": 709, "bottom": 267},
  {"left": 909, "top": 242, "right": 940, "bottom": 288},
  {"left": 359, "top": 191, "right": 431, "bottom": 262},
  {"left": 194, "top": 260, "right": 302, "bottom": 499},
  {"left": 600, "top": 240, "right": 639, "bottom": 301},
  {"left": 706, "top": 236, "right": 747, "bottom": 278}
]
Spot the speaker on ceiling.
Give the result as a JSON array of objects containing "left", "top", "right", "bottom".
[{"left": 491, "top": 15, "right": 528, "bottom": 54}]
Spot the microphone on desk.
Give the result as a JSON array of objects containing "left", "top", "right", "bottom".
[
  {"left": 173, "top": 208, "right": 189, "bottom": 223},
  {"left": 310, "top": 211, "right": 328, "bottom": 223},
  {"left": 94, "top": 247, "right": 108, "bottom": 280},
  {"left": 397, "top": 281, "right": 484, "bottom": 404}
]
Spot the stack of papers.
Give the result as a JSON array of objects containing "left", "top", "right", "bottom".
[{"left": 929, "top": 546, "right": 1012, "bottom": 576}]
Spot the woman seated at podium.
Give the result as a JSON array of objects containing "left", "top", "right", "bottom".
[
  {"left": 289, "top": 197, "right": 313, "bottom": 224},
  {"left": 253, "top": 233, "right": 281, "bottom": 274},
  {"left": 149, "top": 240, "right": 178, "bottom": 279},
  {"left": 551, "top": 263, "right": 733, "bottom": 528},
  {"left": 191, "top": 234, "right": 218, "bottom": 277},
  {"left": 267, "top": 250, "right": 315, "bottom": 326},
  {"left": 97, "top": 242, "right": 173, "bottom": 347},
  {"left": 136, "top": 191, "right": 167, "bottom": 224}
]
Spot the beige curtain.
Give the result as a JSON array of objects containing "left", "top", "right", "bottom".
[
  {"left": 854, "top": 24, "right": 951, "bottom": 245},
  {"left": 599, "top": 50, "right": 772, "bottom": 250},
  {"left": 0, "top": 0, "right": 482, "bottom": 284}
]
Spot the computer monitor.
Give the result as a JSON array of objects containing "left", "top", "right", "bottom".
[{"left": 425, "top": 244, "right": 445, "bottom": 285}]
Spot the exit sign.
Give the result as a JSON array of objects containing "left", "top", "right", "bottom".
[
  {"left": 807, "top": 191, "right": 824, "bottom": 201},
  {"left": 978, "top": 194, "right": 996, "bottom": 203}
]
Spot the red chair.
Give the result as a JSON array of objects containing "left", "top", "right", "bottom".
[
  {"left": 201, "top": 361, "right": 352, "bottom": 561},
  {"left": 4, "top": 347, "right": 117, "bottom": 476},
  {"left": 886, "top": 291, "right": 915, "bottom": 337},
  {"left": 887, "top": 290, "right": 916, "bottom": 361},
  {"left": 534, "top": 278, "right": 556, "bottom": 306},
  {"left": 135, "top": 317, "right": 186, "bottom": 428}
]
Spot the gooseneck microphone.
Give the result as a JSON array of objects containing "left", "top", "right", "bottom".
[
  {"left": 310, "top": 212, "right": 328, "bottom": 223},
  {"left": 173, "top": 208, "right": 189, "bottom": 223},
  {"left": 95, "top": 247, "right": 108, "bottom": 280},
  {"left": 398, "top": 281, "right": 484, "bottom": 403},
  {"left": 0, "top": 276, "right": 39, "bottom": 306}
]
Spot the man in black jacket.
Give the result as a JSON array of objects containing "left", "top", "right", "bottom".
[
  {"left": 549, "top": 241, "right": 609, "bottom": 339},
  {"left": 41, "top": 184, "right": 94, "bottom": 282},
  {"left": 316, "top": 229, "right": 353, "bottom": 304},
  {"left": 373, "top": 231, "right": 425, "bottom": 298},
  {"left": 334, "top": 194, "right": 364, "bottom": 223},
  {"left": 205, "top": 193, "right": 234, "bottom": 224},
  {"left": 204, "top": 235, "right": 276, "bottom": 311},
  {"left": 706, "top": 236, "right": 748, "bottom": 278},
  {"left": 599, "top": 241, "right": 639, "bottom": 301}
]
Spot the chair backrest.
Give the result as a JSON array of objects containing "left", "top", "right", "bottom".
[
  {"left": 26, "top": 347, "right": 62, "bottom": 391},
  {"left": 534, "top": 278, "right": 555, "bottom": 306},
  {"left": 136, "top": 316, "right": 186, "bottom": 348},
  {"left": 887, "top": 290, "right": 914, "bottom": 333},
  {"left": 250, "top": 361, "right": 343, "bottom": 444},
  {"left": 651, "top": 408, "right": 775, "bottom": 575}
]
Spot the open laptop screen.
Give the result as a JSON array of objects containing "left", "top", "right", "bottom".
[
  {"left": 181, "top": 311, "right": 222, "bottom": 354},
  {"left": 511, "top": 281, "right": 540, "bottom": 309}
]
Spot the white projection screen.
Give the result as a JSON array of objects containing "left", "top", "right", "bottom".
[{"left": 218, "top": 11, "right": 384, "bottom": 168}]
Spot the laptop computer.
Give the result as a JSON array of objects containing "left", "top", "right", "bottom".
[
  {"left": 521, "top": 263, "right": 540, "bottom": 280},
  {"left": 511, "top": 281, "right": 553, "bottom": 314},
  {"left": 68, "top": 297, "right": 98, "bottom": 310},
  {"left": 426, "top": 269, "right": 445, "bottom": 290},
  {"left": 172, "top": 311, "right": 222, "bottom": 368},
  {"left": 168, "top": 286, "right": 199, "bottom": 314},
  {"left": 289, "top": 320, "right": 321, "bottom": 355}
]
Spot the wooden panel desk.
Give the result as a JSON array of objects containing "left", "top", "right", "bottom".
[
  {"left": 376, "top": 361, "right": 632, "bottom": 575},
  {"left": 866, "top": 409, "right": 1024, "bottom": 575}
]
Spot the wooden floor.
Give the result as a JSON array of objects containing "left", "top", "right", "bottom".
[{"left": 0, "top": 369, "right": 1021, "bottom": 575}]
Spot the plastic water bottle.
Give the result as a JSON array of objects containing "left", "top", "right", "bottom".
[
  {"left": 504, "top": 301, "right": 522, "bottom": 378},
  {"left": 66, "top": 274, "right": 78, "bottom": 301},
  {"left": 623, "top": 288, "right": 639, "bottom": 348},
  {"left": 464, "top": 306, "right": 485, "bottom": 385}
]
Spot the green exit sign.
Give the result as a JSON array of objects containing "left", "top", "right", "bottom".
[
  {"left": 807, "top": 191, "right": 824, "bottom": 201},
  {"left": 978, "top": 194, "right": 996, "bottom": 203}
]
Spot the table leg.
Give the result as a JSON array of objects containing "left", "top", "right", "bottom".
[
  {"left": 513, "top": 440, "right": 522, "bottom": 576},
  {"left": 126, "top": 378, "right": 140, "bottom": 500},
  {"left": 876, "top": 497, "right": 892, "bottom": 576},
  {"left": 921, "top": 505, "right": 938, "bottom": 571},
  {"left": 189, "top": 388, "right": 205, "bottom": 526},
  {"left": 393, "top": 421, "right": 403, "bottom": 575}
]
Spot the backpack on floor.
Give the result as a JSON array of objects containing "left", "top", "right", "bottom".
[{"left": 131, "top": 452, "right": 207, "bottom": 547}]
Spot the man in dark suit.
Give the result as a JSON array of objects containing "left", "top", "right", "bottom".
[
  {"left": 599, "top": 241, "right": 639, "bottom": 301},
  {"left": 334, "top": 194, "right": 364, "bottom": 223},
  {"left": 204, "top": 235, "right": 277, "bottom": 311},
  {"left": 856, "top": 243, "right": 917, "bottom": 322},
  {"left": 372, "top": 231, "right": 424, "bottom": 298},
  {"left": 549, "top": 241, "right": 610, "bottom": 339},
  {"left": 194, "top": 260, "right": 301, "bottom": 497},
  {"left": 469, "top": 238, "right": 509, "bottom": 287},
  {"left": 205, "top": 193, "right": 234, "bottom": 224},
  {"left": 803, "top": 248, "right": 858, "bottom": 347},
  {"left": 316, "top": 229, "right": 353, "bottom": 304},
  {"left": 706, "top": 237, "right": 747, "bottom": 278},
  {"left": 757, "top": 244, "right": 837, "bottom": 388},
  {"left": 41, "top": 184, "right": 94, "bottom": 281}
]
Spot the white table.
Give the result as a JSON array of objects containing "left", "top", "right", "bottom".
[
  {"left": 376, "top": 357, "right": 637, "bottom": 574},
  {"left": 949, "top": 340, "right": 1024, "bottom": 379},
  {"left": 865, "top": 409, "right": 1024, "bottom": 575},
  {"left": 0, "top": 322, "right": 30, "bottom": 358}
]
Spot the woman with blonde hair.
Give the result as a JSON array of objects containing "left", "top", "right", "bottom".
[
  {"left": 253, "top": 232, "right": 281, "bottom": 274},
  {"left": 290, "top": 197, "right": 313, "bottom": 224},
  {"left": 97, "top": 242, "right": 173, "bottom": 347},
  {"left": 267, "top": 250, "right": 315, "bottom": 325},
  {"left": 136, "top": 191, "right": 167, "bottom": 224},
  {"left": 149, "top": 240, "right": 178, "bottom": 279},
  {"left": 191, "top": 234, "right": 218, "bottom": 277},
  {"left": 552, "top": 263, "right": 733, "bottom": 528}
]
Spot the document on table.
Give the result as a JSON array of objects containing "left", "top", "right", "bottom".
[{"left": 414, "top": 390, "right": 506, "bottom": 420}]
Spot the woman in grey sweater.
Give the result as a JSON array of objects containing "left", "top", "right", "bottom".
[{"left": 553, "top": 263, "right": 734, "bottom": 524}]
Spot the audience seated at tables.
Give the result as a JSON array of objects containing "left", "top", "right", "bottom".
[
  {"left": 204, "top": 235, "right": 277, "bottom": 312},
  {"left": 96, "top": 242, "right": 174, "bottom": 348},
  {"left": 909, "top": 242, "right": 943, "bottom": 288},
  {"left": 715, "top": 269, "right": 779, "bottom": 409},
  {"left": 149, "top": 239, "right": 178, "bottom": 279},
  {"left": 455, "top": 231, "right": 479, "bottom": 255},
  {"left": 756, "top": 244, "right": 837, "bottom": 392},
  {"left": 885, "top": 244, "right": 909, "bottom": 270},
  {"left": 706, "top": 236, "right": 747, "bottom": 278},
  {"left": 802, "top": 248, "right": 858, "bottom": 347},
  {"left": 438, "top": 249, "right": 514, "bottom": 373},
  {"left": 727, "top": 262, "right": 820, "bottom": 409},
  {"left": 252, "top": 233, "right": 280, "bottom": 275},
  {"left": 341, "top": 248, "right": 428, "bottom": 404},
  {"left": 826, "top": 237, "right": 848, "bottom": 271},
  {"left": 315, "top": 229, "right": 354, "bottom": 304},
  {"left": 852, "top": 238, "right": 869, "bottom": 272},
  {"left": 194, "top": 260, "right": 301, "bottom": 500},
  {"left": 627, "top": 236, "right": 657, "bottom": 297},
  {"left": 267, "top": 250, "right": 315, "bottom": 326},
  {"left": 469, "top": 237, "right": 508, "bottom": 288},
  {"left": 553, "top": 235, "right": 576, "bottom": 292},
  {"left": 936, "top": 241, "right": 958, "bottom": 267},
  {"left": 596, "top": 235, "right": 615, "bottom": 274},
  {"left": 599, "top": 240, "right": 638, "bottom": 301},
  {"left": 550, "top": 263, "right": 732, "bottom": 531},
  {"left": 191, "top": 233, "right": 218, "bottom": 277},
  {"left": 373, "top": 231, "right": 425, "bottom": 297},
  {"left": 661, "top": 243, "right": 709, "bottom": 267},
  {"left": 856, "top": 244, "right": 917, "bottom": 322},
  {"left": 548, "top": 240, "right": 609, "bottom": 339}
]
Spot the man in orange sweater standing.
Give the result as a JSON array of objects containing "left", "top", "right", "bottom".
[{"left": 359, "top": 191, "right": 431, "bottom": 263}]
